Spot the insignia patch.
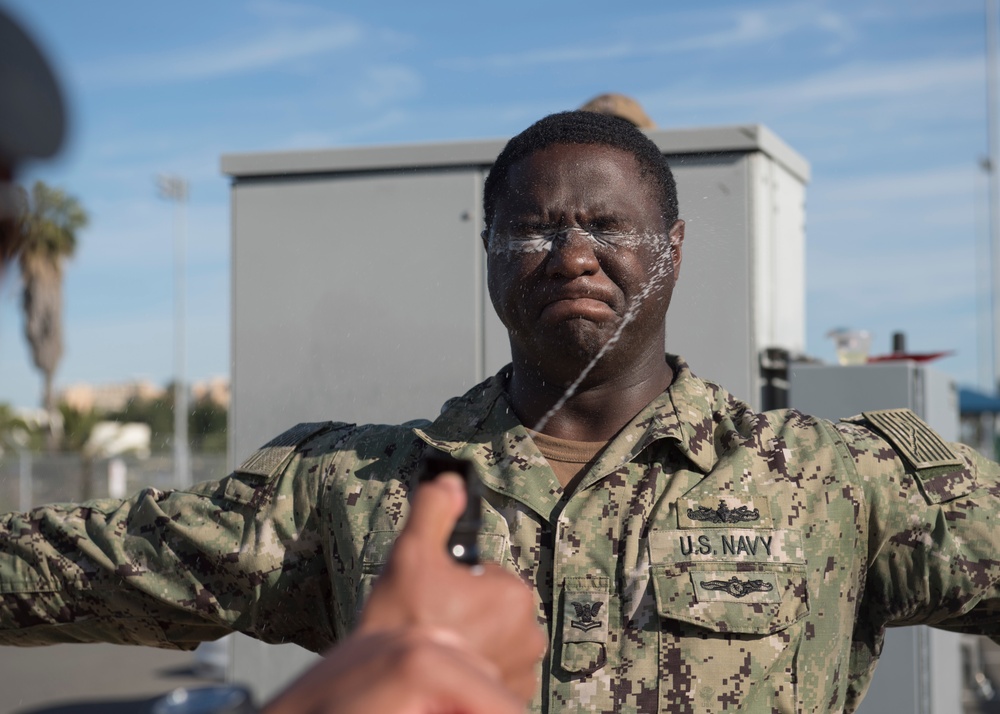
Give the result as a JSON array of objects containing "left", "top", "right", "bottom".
[
  {"left": 562, "top": 576, "right": 609, "bottom": 649},
  {"left": 857, "top": 409, "right": 962, "bottom": 471},
  {"left": 570, "top": 601, "right": 604, "bottom": 632},
  {"left": 237, "top": 422, "right": 333, "bottom": 477},
  {"left": 688, "top": 570, "right": 783, "bottom": 603},
  {"left": 699, "top": 576, "right": 774, "bottom": 598},
  {"left": 687, "top": 500, "right": 760, "bottom": 524}
]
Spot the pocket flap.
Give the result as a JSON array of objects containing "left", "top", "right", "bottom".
[
  {"left": 359, "top": 530, "right": 508, "bottom": 572},
  {"left": 559, "top": 576, "right": 610, "bottom": 675},
  {"left": 651, "top": 563, "right": 809, "bottom": 635}
]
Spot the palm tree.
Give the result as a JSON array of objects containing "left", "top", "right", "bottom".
[
  {"left": 0, "top": 185, "right": 28, "bottom": 275},
  {"left": 18, "top": 181, "right": 87, "bottom": 449}
]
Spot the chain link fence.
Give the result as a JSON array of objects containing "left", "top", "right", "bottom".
[{"left": 0, "top": 452, "right": 229, "bottom": 512}]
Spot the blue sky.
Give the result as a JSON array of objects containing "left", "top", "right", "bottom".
[{"left": 0, "top": 0, "right": 993, "bottom": 408}]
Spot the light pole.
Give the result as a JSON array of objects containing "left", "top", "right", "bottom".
[
  {"left": 156, "top": 174, "right": 190, "bottom": 489},
  {"left": 988, "top": 0, "right": 1000, "bottom": 393}
]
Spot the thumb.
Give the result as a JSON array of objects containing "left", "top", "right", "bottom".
[{"left": 400, "top": 473, "right": 467, "bottom": 550}]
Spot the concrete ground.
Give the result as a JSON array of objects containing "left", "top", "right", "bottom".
[{"left": 0, "top": 643, "right": 214, "bottom": 714}]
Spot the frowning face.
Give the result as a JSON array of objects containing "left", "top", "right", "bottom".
[{"left": 484, "top": 142, "right": 684, "bottom": 379}]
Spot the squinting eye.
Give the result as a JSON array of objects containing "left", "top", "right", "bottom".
[
  {"left": 510, "top": 223, "right": 556, "bottom": 240},
  {"left": 590, "top": 229, "right": 632, "bottom": 246},
  {"left": 586, "top": 218, "right": 621, "bottom": 232},
  {"left": 488, "top": 226, "right": 556, "bottom": 255}
]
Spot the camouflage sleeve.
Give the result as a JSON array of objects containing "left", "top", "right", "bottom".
[
  {"left": 833, "top": 410, "right": 1000, "bottom": 637},
  {"left": 0, "top": 422, "right": 349, "bottom": 652}
]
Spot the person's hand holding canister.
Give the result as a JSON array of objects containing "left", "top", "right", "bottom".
[{"left": 262, "top": 473, "right": 546, "bottom": 714}]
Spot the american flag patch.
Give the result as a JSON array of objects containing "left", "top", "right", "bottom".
[{"left": 861, "top": 409, "right": 962, "bottom": 471}]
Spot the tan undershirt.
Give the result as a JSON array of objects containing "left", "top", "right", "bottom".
[{"left": 528, "top": 429, "right": 610, "bottom": 490}]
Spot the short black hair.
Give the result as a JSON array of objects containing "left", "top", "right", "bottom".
[{"left": 483, "top": 110, "right": 678, "bottom": 231}]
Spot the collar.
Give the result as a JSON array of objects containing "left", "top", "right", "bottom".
[
  {"left": 631, "top": 354, "right": 721, "bottom": 474},
  {"left": 414, "top": 355, "right": 721, "bottom": 476}
]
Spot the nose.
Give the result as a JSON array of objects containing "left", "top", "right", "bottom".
[{"left": 545, "top": 228, "right": 600, "bottom": 279}]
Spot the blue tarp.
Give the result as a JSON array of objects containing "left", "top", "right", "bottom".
[{"left": 959, "top": 387, "right": 1000, "bottom": 415}]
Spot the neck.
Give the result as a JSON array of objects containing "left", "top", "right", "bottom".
[{"left": 507, "top": 345, "right": 673, "bottom": 441}]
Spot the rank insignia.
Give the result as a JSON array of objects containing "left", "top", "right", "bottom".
[{"left": 570, "top": 601, "right": 604, "bottom": 632}]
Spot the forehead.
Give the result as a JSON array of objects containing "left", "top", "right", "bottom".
[{"left": 498, "top": 143, "right": 659, "bottom": 221}]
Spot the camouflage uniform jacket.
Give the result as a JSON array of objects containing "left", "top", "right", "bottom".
[{"left": 1, "top": 356, "right": 999, "bottom": 713}]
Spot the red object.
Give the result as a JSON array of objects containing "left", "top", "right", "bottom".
[{"left": 866, "top": 351, "right": 953, "bottom": 363}]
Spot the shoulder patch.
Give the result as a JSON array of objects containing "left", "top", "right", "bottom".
[
  {"left": 848, "top": 408, "right": 963, "bottom": 472},
  {"left": 236, "top": 422, "right": 334, "bottom": 478}
]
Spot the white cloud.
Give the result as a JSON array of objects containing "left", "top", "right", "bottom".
[
  {"left": 439, "top": 41, "right": 638, "bottom": 72},
  {"left": 812, "top": 164, "right": 979, "bottom": 212},
  {"left": 651, "top": 56, "right": 982, "bottom": 114},
  {"left": 246, "top": 0, "right": 338, "bottom": 21},
  {"left": 440, "top": 2, "right": 855, "bottom": 71},
  {"left": 321, "top": 108, "right": 413, "bottom": 146},
  {"left": 807, "top": 245, "right": 977, "bottom": 309},
  {"left": 356, "top": 65, "right": 423, "bottom": 109},
  {"left": 79, "top": 23, "right": 364, "bottom": 88},
  {"left": 271, "top": 130, "right": 339, "bottom": 151}
]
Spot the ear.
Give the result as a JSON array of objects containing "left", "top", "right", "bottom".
[{"left": 668, "top": 219, "right": 685, "bottom": 279}]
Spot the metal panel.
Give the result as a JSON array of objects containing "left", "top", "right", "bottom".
[
  {"left": 650, "top": 124, "right": 810, "bottom": 182},
  {"left": 749, "top": 153, "right": 806, "bottom": 354},
  {"left": 666, "top": 152, "right": 755, "bottom": 402},
  {"left": 481, "top": 164, "right": 513, "bottom": 375},
  {"left": 789, "top": 361, "right": 958, "bottom": 442},
  {"left": 221, "top": 124, "right": 810, "bottom": 184},
  {"left": 788, "top": 362, "right": 917, "bottom": 422},
  {"left": 222, "top": 140, "right": 502, "bottom": 178},
  {"left": 230, "top": 169, "right": 482, "bottom": 464}
]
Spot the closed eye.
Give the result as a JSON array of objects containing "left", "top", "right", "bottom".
[
  {"left": 510, "top": 221, "right": 557, "bottom": 239},
  {"left": 584, "top": 215, "right": 628, "bottom": 233}
]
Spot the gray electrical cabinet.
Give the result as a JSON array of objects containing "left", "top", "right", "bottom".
[
  {"left": 221, "top": 124, "right": 809, "bottom": 700},
  {"left": 789, "top": 361, "right": 964, "bottom": 714}
]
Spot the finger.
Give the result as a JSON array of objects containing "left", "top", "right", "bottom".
[{"left": 400, "top": 472, "right": 467, "bottom": 548}]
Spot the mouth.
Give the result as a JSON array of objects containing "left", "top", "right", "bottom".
[{"left": 539, "top": 289, "right": 617, "bottom": 322}]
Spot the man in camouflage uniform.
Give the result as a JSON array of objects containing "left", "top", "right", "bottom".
[{"left": 2, "top": 111, "right": 999, "bottom": 714}]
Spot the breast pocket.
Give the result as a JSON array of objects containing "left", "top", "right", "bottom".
[
  {"left": 649, "top": 542, "right": 810, "bottom": 712},
  {"left": 351, "top": 529, "right": 510, "bottom": 627},
  {"left": 652, "top": 562, "right": 809, "bottom": 634}
]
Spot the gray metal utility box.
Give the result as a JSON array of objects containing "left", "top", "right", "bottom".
[{"left": 221, "top": 124, "right": 809, "bottom": 699}]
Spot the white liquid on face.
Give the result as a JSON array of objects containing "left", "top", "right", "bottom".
[{"left": 487, "top": 225, "right": 651, "bottom": 255}]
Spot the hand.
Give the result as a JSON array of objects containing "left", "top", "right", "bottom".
[
  {"left": 261, "top": 474, "right": 545, "bottom": 714},
  {"left": 261, "top": 626, "right": 525, "bottom": 714},
  {"left": 357, "top": 473, "right": 546, "bottom": 703}
]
